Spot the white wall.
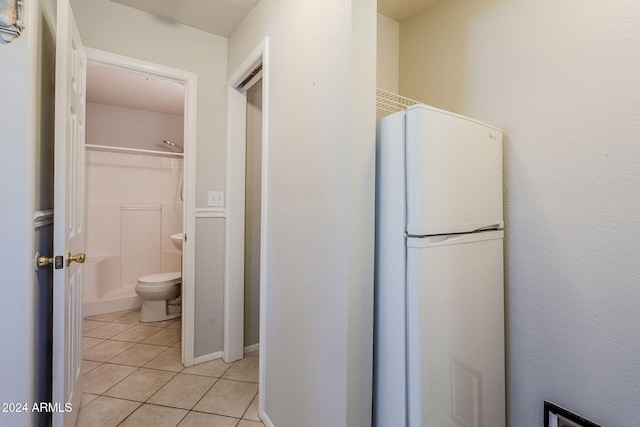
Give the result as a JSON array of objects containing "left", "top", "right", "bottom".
[
  {"left": 376, "top": 13, "right": 399, "bottom": 92},
  {"left": 84, "top": 150, "right": 183, "bottom": 290},
  {"left": 227, "top": 0, "right": 376, "bottom": 425},
  {"left": 0, "top": 31, "right": 34, "bottom": 427},
  {"left": 0, "top": 0, "right": 41, "bottom": 424},
  {"left": 400, "top": 1, "right": 640, "bottom": 426}
]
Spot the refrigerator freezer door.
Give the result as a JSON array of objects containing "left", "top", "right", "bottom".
[
  {"left": 406, "top": 105, "right": 503, "bottom": 236},
  {"left": 406, "top": 231, "right": 505, "bottom": 427}
]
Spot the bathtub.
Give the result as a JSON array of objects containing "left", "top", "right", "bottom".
[{"left": 82, "top": 255, "right": 141, "bottom": 317}]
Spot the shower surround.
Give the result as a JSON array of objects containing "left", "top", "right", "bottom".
[{"left": 84, "top": 149, "right": 183, "bottom": 315}]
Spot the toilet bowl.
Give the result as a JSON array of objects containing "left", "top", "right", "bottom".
[{"left": 135, "top": 272, "right": 182, "bottom": 323}]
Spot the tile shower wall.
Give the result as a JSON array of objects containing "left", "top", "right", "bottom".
[{"left": 85, "top": 150, "right": 183, "bottom": 295}]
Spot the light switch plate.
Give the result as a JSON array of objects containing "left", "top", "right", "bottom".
[{"left": 208, "top": 191, "right": 224, "bottom": 207}]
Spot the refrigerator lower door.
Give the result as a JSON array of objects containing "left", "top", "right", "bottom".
[{"left": 406, "top": 231, "right": 505, "bottom": 427}]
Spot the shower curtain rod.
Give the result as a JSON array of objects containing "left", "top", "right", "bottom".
[{"left": 86, "top": 143, "right": 184, "bottom": 158}]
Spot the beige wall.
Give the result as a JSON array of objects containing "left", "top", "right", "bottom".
[
  {"left": 228, "top": 0, "right": 376, "bottom": 424},
  {"left": 400, "top": 1, "right": 640, "bottom": 425},
  {"left": 376, "top": 13, "right": 399, "bottom": 92},
  {"left": 86, "top": 102, "right": 184, "bottom": 152}
]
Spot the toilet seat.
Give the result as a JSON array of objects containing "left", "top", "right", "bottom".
[
  {"left": 135, "top": 272, "right": 181, "bottom": 302},
  {"left": 137, "top": 272, "right": 181, "bottom": 286}
]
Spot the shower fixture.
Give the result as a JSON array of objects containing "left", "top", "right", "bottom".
[
  {"left": 163, "top": 140, "right": 184, "bottom": 152},
  {"left": 162, "top": 140, "right": 185, "bottom": 202}
]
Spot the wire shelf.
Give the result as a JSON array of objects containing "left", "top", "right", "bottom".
[{"left": 376, "top": 88, "right": 421, "bottom": 118}]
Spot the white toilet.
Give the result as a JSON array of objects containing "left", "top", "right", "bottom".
[{"left": 135, "top": 272, "right": 182, "bottom": 323}]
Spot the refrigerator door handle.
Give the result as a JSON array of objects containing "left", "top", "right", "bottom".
[
  {"left": 408, "top": 224, "right": 502, "bottom": 239},
  {"left": 473, "top": 223, "right": 502, "bottom": 232},
  {"left": 408, "top": 230, "right": 504, "bottom": 247}
]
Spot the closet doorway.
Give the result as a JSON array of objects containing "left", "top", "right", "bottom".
[
  {"left": 226, "top": 38, "right": 269, "bottom": 418},
  {"left": 243, "top": 79, "right": 262, "bottom": 356}
]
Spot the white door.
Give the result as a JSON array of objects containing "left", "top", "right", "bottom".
[
  {"left": 52, "top": 0, "right": 86, "bottom": 425},
  {"left": 406, "top": 231, "right": 505, "bottom": 427}
]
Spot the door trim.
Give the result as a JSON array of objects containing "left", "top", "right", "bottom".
[
  {"left": 225, "top": 37, "right": 269, "bottom": 417},
  {"left": 84, "top": 48, "right": 198, "bottom": 366}
]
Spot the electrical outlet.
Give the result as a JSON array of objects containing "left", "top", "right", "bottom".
[{"left": 208, "top": 191, "right": 224, "bottom": 207}]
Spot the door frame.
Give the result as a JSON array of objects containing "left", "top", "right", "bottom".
[
  {"left": 225, "top": 37, "right": 269, "bottom": 416},
  {"left": 84, "top": 48, "right": 198, "bottom": 366}
]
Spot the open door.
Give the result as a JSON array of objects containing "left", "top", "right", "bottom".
[{"left": 52, "top": 0, "right": 86, "bottom": 425}]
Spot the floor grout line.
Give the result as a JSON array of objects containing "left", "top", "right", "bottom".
[{"left": 78, "top": 309, "right": 263, "bottom": 427}]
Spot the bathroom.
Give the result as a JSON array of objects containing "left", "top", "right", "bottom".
[
  {"left": 83, "top": 62, "right": 185, "bottom": 318},
  {"left": 77, "top": 57, "right": 263, "bottom": 426}
]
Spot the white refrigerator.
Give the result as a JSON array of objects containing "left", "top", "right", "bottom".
[{"left": 374, "top": 104, "right": 505, "bottom": 427}]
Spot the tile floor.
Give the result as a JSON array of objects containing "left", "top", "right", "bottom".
[{"left": 79, "top": 309, "right": 264, "bottom": 427}]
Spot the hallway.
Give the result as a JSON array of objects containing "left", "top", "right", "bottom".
[{"left": 79, "top": 309, "right": 263, "bottom": 426}]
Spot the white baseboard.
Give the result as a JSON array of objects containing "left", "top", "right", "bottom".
[
  {"left": 192, "top": 351, "right": 224, "bottom": 366},
  {"left": 261, "top": 411, "right": 275, "bottom": 427},
  {"left": 83, "top": 296, "right": 141, "bottom": 317},
  {"left": 244, "top": 343, "right": 260, "bottom": 354}
]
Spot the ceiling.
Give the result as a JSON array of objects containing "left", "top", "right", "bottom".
[
  {"left": 378, "top": 0, "right": 441, "bottom": 21},
  {"left": 86, "top": 62, "right": 185, "bottom": 116},
  {"left": 89, "top": 0, "right": 439, "bottom": 116},
  {"left": 110, "top": 0, "right": 260, "bottom": 37},
  {"left": 93, "top": 1, "right": 259, "bottom": 115},
  {"left": 109, "top": 0, "right": 439, "bottom": 40}
]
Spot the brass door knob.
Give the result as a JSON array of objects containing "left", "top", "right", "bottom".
[
  {"left": 66, "top": 251, "right": 86, "bottom": 267},
  {"left": 37, "top": 255, "right": 54, "bottom": 268}
]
